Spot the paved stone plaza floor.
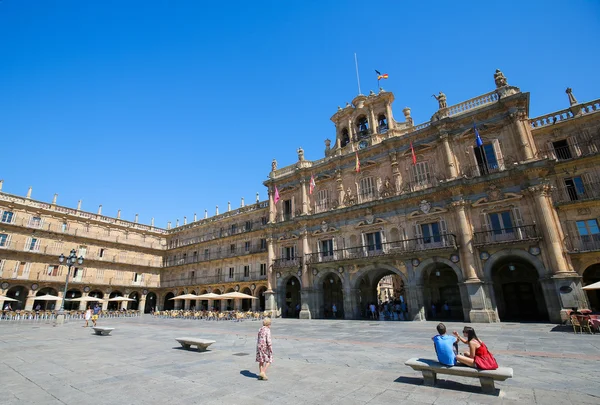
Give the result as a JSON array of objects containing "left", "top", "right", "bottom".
[{"left": 1, "top": 316, "right": 599, "bottom": 404}]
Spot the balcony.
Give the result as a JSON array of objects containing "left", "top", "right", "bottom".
[
  {"left": 273, "top": 257, "right": 301, "bottom": 269},
  {"left": 463, "top": 157, "right": 516, "bottom": 178},
  {"left": 537, "top": 139, "right": 600, "bottom": 162},
  {"left": 358, "top": 190, "right": 379, "bottom": 204},
  {"left": 164, "top": 245, "right": 267, "bottom": 267},
  {"left": 565, "top": 235, "right": 600, "bottom": 253},
  {"left": 473, "top": 225, "right": 539, "bottom": 246},
  {"left": 306, "top": 234, "right": 457, "bottom": 264},
  {"left": 402, "top": 175, "right": 441, "bottom": 193},
  {"left": 314, "top": 200, "right": 331, "bottom": 214},
  {"left": 553, "top": 183, "right": 600, "bottom": 204}
]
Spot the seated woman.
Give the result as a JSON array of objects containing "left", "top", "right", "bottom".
[{"left": 453, "top": 327, "right": 498, "bottom": 370}]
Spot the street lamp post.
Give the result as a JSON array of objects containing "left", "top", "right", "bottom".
[{"left": 56, "top": 249, "right": 84, "bottom": 324}]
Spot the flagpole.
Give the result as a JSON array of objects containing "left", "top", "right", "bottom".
[{"left": 354, "top": 53, "right": 362, "bottom": 95}]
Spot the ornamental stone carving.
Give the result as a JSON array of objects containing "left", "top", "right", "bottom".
[
  {"left": 494, "top": 69, "right": 508, "bottom": 88},
  {"left": 379, "top": 177, "right": 395, "bottom": 198}
]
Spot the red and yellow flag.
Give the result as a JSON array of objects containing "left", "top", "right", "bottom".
[
  {"left": 377, "top": 73, "right": 389, "bottom": 80},
  {"left": 410, "top": 141, "right": 417, "bottom": 166}
]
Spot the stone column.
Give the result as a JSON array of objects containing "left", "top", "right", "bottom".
[
  {"left": 385, "top": 102, "right": 395, "bottom": 130},
  {"left": 24, "top": 291, "right": 37, "bottom": 311},
  {"left": 511, "top": 110, "right": 535, "bottom": 161},
  {"left": 389, "top": 151, "right": 402, "bottom": 194},
  {"left": 268, "top": 186, "right": 276, "bottom": 223},
  {"left": 299, "top": 229, "right": 312, "bottom": 319},
  {"left": 208, "top": 299, "right": 214, "bottom": 311},
  {"left": 336, "top": 170, "right": 344, "bottom": 208},
  {"left": 451, "top": 200, "right": 478, "bottom": 280},
  {"left": 440, "top": 133, "right": 457, "bottom": 179},
  {"left": 300, "top": 178, "right": 308, "bottom": 215},
  {"left": 184, "top": 299, "right": 190, "bottom": 310},
  {"left": 368, "top": 107, "right": 377, "bottom": 134},
  {"left": 139, "top": 294, "right": 147, "bottom": 315},
  {"left": 101, "top": 295, "right": 109, "bottom": 311},
  {"left": 265, "top": 237, "right": 276, "bottom": 313}
]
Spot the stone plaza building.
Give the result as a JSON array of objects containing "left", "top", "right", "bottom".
[{"left": 1, "top": 69, "right": 600, "bottom": 323}]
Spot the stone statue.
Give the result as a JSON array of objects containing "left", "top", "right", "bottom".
[
  {"left": 343, "top": 187, "right": 356, "bottom": 206},
  {"left": 494, "top": 69, "right": 508, "bottom": 88},
  {"left": 297, "top": 147, "right": 305, "bottom": 161},
  {"left": 566, "top": 87, "right": 578, "bottom": 106},
  {"left": 432, "top": 91, "right": 447, "bottom": 109},
  {"left": 380, "top": 177, "right": 395, "bottom": 198},
  {"left": 271, "top": 159, "right": 277, "bottom": 172}
]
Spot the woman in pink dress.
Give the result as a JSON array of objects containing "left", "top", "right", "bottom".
[{"left": 256, "top": 318, "right": 273, "bottom": 380}]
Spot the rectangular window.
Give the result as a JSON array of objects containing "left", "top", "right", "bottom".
[
  {"left": 61, "top": 222, "right": 68, "bottom": 232},
  {"left": 96, "top": 269, "right": 105, "bottom": 280},
  {"left": 28, "top": 238, "right": 39, "bottom": 251},
  {"left": 359, "top": 177, "right": 376, "bottom": 200},
  {"left": 365, "top": 232, "right": 382, "bottom": 251},
  {"left": 317, "top": 189, "right": 329, "bottom": 211},
  {"left": 261, "top": 216, "right": 268, "bottom": 225},
  {"left": 474, "top": 143, "right": 499, "bottom": 173},
  {"left": 0, "top": 233, "right": 8, "bottom": 247},
  {"left": 260, "top": 263, "right": 267, "bottom": 276},
  {"left": 244, "top": 241, "right": 251, "bottom": 252},
  {"left": 99, "top": 248, "right": 105, "bottom": 258},
  {"left": 553, "top": 139, "right": 572, "bottom": 160},
  {"left": 420, "top": 222, "right": 441, "bottom": 244},
  {"left": 204, "top": 248, "right": 210, "bottom": 259},
  {"left": 260, "top": 238, "right": 267, "bottom": 250},
  {"left": 576, "top": 219, "right": 600, "bottom": 237},
  {"left": 230, "top": 244, "right": 236, "bottom": 254},
  {"left": 193, "top": 251, "right": 197, "bottom": 260},
  {"left": 231, "top": 224, "right": 237, "bottom": 234},
  {"left": 29, "top": 216, "right": 42, "bottom": 228},
  {"left": 78, "top": 246, "right": 87, "bottom": 258},
  {"left": 1, "top": 211, "right": 14, "bottom": 223},
  {"left": 283, "top": 199, "right": 292, "bottom": 220},
  {"left": 229, "top": 267, "right": 234, "bottom": 279},
  {"left": 412, "top": 161, "right": 431, "bottom": 184},
  {"left": 47, "top": 265, "right": 59, "bottom": 276},
  {"left": 488, "top": 211, "right": 514, "bottom": 234},
  {"left": 217, "top": 268, "right": 222, "bottom": 279},
  {"left": 320, "top": 239, "right": 334, "bottom": 257},
  {"left": 190, "top": 271, "right": 194, "bottom": 279},
  {"left": 244, "top": 265, "right": 250, "bottom": 277},
  {"left": 283, "top": 246, "right": 295, "bottom": 260},
  {"left": 134, "top": 273, "right": 140, "bottom": 282},
  {"left": 245, "top": 221, "right": 252, "bottom": 231},
  {"left": 564, "top": 176, "right": 586, "bottom": 201}
]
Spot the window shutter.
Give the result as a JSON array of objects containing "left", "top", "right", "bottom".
[
  {"left": 512, "top": 207, "right": 525, "bottom": 240},
  {"left": 439, "top": 219, "right": 448, "bottom": 246},
  {"left": 492, "top": 139, "right": 505, "bottom": 170},
  {"left": 380, "top": 230, "right": 387, "bottom": 252},
  {"left": 280, "top": 247, "right": 285, "bottom": 259},
  {"left": 34, "top": 239, "right": 41, "bottom": 251},
  {"left": 291, "top": 196, "right": 295, "bottom": 218},
  {"left": 24, "top": 237, "right": 31, "bottom": 251},
  {"left": 6, "top": 234, "right": 12, "bottom": 247},
  {"left": 567, "top": 136, "right": 581, "bottom": 157},
  {"left": 546, "top": 141, "right": 556, "bottom": 160},
  {"left": 564, "top": 220, "right": 579, "bottom": 251},
  {"left": 471, "top": 147, "right": 481, "bottom": 176},
  {"left": 413, "top": 224, "right": 423, "bottom": 249}
]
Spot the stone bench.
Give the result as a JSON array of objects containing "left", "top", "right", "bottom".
[
  {"left": 92, "top": 327, "right": 115, "bottom": 336},
  {"left": 175, "top": 337, "right": 216, "bottom": 352},
  {"left": 405, "top": 358, "right": 513, "bottom": 394}
]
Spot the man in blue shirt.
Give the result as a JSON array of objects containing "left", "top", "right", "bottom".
[
  {"left": 92, "top": 304, "right": 101, "bottom": 327},
  {"left": 432, "top": 323, "right": 457, "bottom": 366}
]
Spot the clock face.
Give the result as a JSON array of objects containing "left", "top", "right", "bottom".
[{"left": 359, "top": 140, "right": 368, "bottom": 150}]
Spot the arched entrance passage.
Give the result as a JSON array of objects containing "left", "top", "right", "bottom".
[
  {"left": 583, "top": 264, "right": 600, "bottom": 311},
  {"left": 144, "top": 292, "right": 157, "bottom": 313},
  {"left": 353, "top": 266, "right": 407, "bottom": 320},
  {"left": 323, "top": 273, "right": 344, "bottom": 319},
  {"left": 488, "top": 255, "right": 548, "bottom": 322},
  {"left": 256, "top": 286, "right": 267, "bottom": 312},
  {"left": 283, "top": 276, "right": 301, "bottom": 318},
  {"left": 163, "top": 292, "right": 175, "bottom": 310},
  {"left": 64, "top": 289, "right": 82, "bottom": 310},
  {"left": 34, "top": 287, "right": 59, "bottom": 311},
  {"left": 423, "top": 265, "right": 464, "bottom": 321},
  {"left": 128, "top": 292, "right": 140, "bottom": 310},
  {"left": 198, "top": 289, "right": 208, "bottom": 310},
  {"left": 6, "top": 286, "right": 28, "bottom": 310},
  {"left": 88, "top": 290, "right": 104, "bottom": 301},
  {"left": 212, "top": 289, "right": 222, "bottom": 311},
  {"left": 108, "top": 291, "right": 123, "bottom": 310},
  {"left": 241, "top": 287, "right": 253, "bottom": 311}
]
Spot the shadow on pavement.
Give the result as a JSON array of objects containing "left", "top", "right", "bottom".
[
  {"left": 394, "top": 375, "right": 500, "bottom": 396},
  {"left": 240, "top": 370, "right": 259, "bottom": 379},
  {"left": 549, "top": 325, "right": 575, "bottom": 333}
]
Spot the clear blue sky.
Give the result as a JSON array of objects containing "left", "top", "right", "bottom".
[{"left": 1, "top": 1, "right": 599, "bottom": 228}]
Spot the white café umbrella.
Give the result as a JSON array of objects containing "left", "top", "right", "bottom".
[
  {"left": 169, "top": 293, "right": 200, "bottom": 300},
  {"left": 108, "top": 296, "right": 136, "bottom": 302},
  {"left": 33, "top": 294, "right": 63, "bottom": 301},
  {"left": 66, "top": 296, "right": 105, "bottom": 302},
  {"left": 0, "top": 295, "right": 18, "bottom": 302},
  {"left": 196, "top": 292, "right": 226, "bottom": 300},
  {"left": 583, "top": 281, "right": 600, "bottom": 290},
  {"left": 220, "top": 292, "right": 257, "bottom": 300}
]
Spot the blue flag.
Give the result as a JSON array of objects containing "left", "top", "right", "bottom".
[{"left": 474, "top": 125, "right": 483, "bottom": 148}]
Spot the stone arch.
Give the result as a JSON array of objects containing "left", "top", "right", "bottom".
[
  {"left": 5, "top": 285, "right": 28, "bottom": 310},
  {"left": 163, "top": 292, "right": 175, "bottom": 310},
  {"left": 128, "top": 291, "right": 140, "bottom": 310},
  {"left": 34, "top": 287, "right": 60, "bottom": 311},
  {"left": 313, "top": 267, "right": 350, "bottom": 289},
  {"left": 418, "top": 257, "right": 465, "bottom": 285},
  {"left": 483, "top": 249, "right": 548, "bottom": 282},
  {"left": 351, "top": 263, "right": 408, "bottom": 290},
  {"left": 144, "top": 292, "right": 157, "bottom": 313},
  {"left": 319, "top": 271, "right": 345, "bottom": 319},
  {"left": 241, "top": 287, "right": 253, "bottom": 311},
  {"left": 278, "top": 275, "right": 301, "bottom": 318},
  {"left": 64, "top": 289, "right": 82, "bottom": 311},
  {"left": 255, "top": 285, "right": 267, "bottom": 312}
]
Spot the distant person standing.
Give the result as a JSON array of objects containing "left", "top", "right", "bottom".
[
  {"left": 369, "top": 303, "right": 376, "bottom": 319},
  {"left": 256, "top": 318, "right": 273, "bottom": 381},
  {"left": 332, "top": 304, "right": 337, "bottom": 319},
  {"left": 84, "top": 306, "right": 92, "bottom": 327},
  {"left": 92, "top": 303, "right": 101, "bottom": 327}
]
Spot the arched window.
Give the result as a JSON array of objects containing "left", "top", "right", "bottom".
[
  {"left": 378, "top": 114, "right": 388, "bottom": 133},
  {"left": 356, "top": 116, "right": 369, "bottom": 139},
  {"left": 341, "top": 128, "right": 350, "bottom": 147}
]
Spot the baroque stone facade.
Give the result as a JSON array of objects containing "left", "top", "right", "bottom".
[{"left": 2, "top": 69, "right": 600, "bottom": 322}]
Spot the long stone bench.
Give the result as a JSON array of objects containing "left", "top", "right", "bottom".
[
  {"left": 405, "top": 358, "right": 513, "bottom": 394},
  {"left": 175, "top": 337, "right": 216, "bottom": 352},
  {"left": 92, "top": 327, "right": 115, "bottom": 336}
]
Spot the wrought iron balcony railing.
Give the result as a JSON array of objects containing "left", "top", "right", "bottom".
[
  {"left": 537, "top": 139, "right": 600, "bottom": 162},
  {"left": 565, "top": 234, "right": 600, "bottom": 253},
  {"left": 463, "top": 157, "right": 516, "bottom": 178},
  {"left": 272, "top": 256, "right": 301, "bottom": 269},
  {"left": 552, "top": 182, "right": 600, "bottom": 204},
  {"left": 473, "top": 225, "right": 539, "bottom": 246}
]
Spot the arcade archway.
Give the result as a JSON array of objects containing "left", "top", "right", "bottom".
[
  {"left": 212, "top": 289, "right": 222, "bottom": 311},
  {"left": 144, "top": 292, "right": 157, "bottom": 313},
  {"left": 423, "top": 264, "right": 464, "bottom": 321},
  {"left": 5, "top": 286, "right": 28, "bottom": 310},
  {"left": 283, "top": 276, "right": 301, "bottom": 318},
  {"left": 163, "top": 292, "right": 175, "bottom": 310},
  {"left": 241, "top": 287, "right": 253, "bottom": 311},
  {"left": 108, "top": 291, "right": 124, "bottom": 310},
  {"left": 322, "top": 273, "right": 344, "bottom": 319},
  {"left": 128, "top": 292, "right": 140, "bottom": 310},
  {"left": 256, "top": 286, "right": 267, "bottom": 311},
  {"left": 354, "top": 267, "right": 407, "bottom": 320},
  {"left": 582, "top": 264, "right": 600, "bottom": 312},
  {"left": 64, "top": 289, "right": 82, "bottom": 310},
  {"left": 490, "top": 257, "right": 548, "bottom": 322},
  {"left": 34, "top": 287, "right": 59, "bottom": 311}
]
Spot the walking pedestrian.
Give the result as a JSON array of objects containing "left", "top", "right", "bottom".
[
  {"left": 256, "top": 318, "right": 273, "bottom": 381},
  {"left": 92, "top": 303, "right": 101, "bottom": 327},
  {"left": 84, "top": 305, "right": 92, "bottom": 327}
]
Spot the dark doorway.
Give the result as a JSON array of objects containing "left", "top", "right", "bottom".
[
  {"left": 583, "top": 264, "right": 600, "bottom": 312},
  {"left": 6, "top": 286, "right": 28, "bottom": 310},
  {"left": 163, "top": 292, "right": 175, "bottom": 310},
  {"left": 323, "top": 274, "right": 344, "bottom": 319},
  {"left": 424, "top": 266, "right": 464, "bottom": 321},
  {"left": 145, "top": 292, "right": 157, "bottom": 313},
  {"left": 284, "top": 277, "right": 301, "bottom": 318}
]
